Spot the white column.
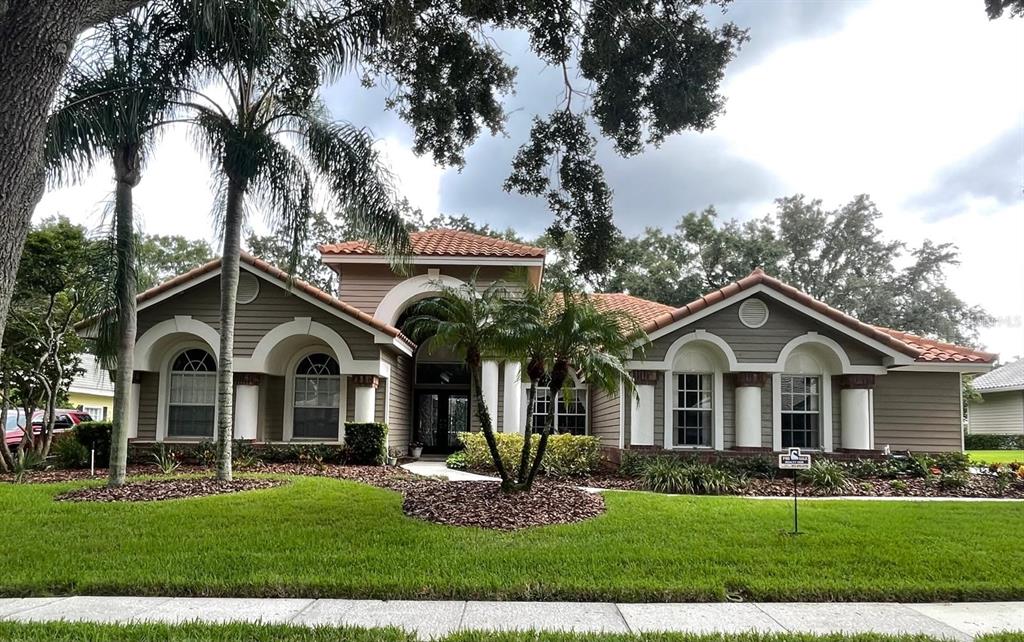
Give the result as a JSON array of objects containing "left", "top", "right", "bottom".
[
  {"left": 841, "top": 387, "right": 872, "bottom": 451},
  {"left": 502, "top": 361, "right": 522, "bottom": 434},
  {"left": 234, "top": 381, "right": 259, "bottom": 440},
  {"left": 631, "top": 384, "right": 655, "bottom": 446},
  {"left": 129, "top": 380, "right": 141, "bottom": 439},
  {"left": 353, "top": 376, "right": 378, "bottom": 423},
  {"left": 481, "top": 360, "right": 500, "bottom": 426},
  {"left": 735, "top": 386, "right": 762, "bottom": 448}
]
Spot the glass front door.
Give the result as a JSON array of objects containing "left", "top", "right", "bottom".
[{"left": 415, "top": 391, "right": 470, "bottom": 453}]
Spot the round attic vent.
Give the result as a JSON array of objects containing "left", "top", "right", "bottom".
[
  {"left": 237, "top": 272, "right": 260, "bottom": 305},
  {"left": 738, "top": 298, "right": 769, "bottom": 328}
]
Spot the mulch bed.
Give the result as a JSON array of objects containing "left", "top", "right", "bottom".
[
  {"left": 742, "top": 474, "right": 1024, "bottom": 499},
  {"left": 54, "top": 477, "right": 287, "bottom": 503},
  {"left": 403, "top": 480, "right": 605, "bottom": 530}
]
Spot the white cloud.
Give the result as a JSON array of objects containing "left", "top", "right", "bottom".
[{"left": 375, "top": 135, "right": 444, "bottom": 219}]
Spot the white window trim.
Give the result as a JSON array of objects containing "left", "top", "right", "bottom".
[
  {"left": 772, "top": 372, "right": 833, "bottom": 452},
  {"left": 664, "top": 370, "right": 724, "bottom": 451},
  {"left": 671, "top": 372, "right": 716, "bottom": 448},
  {"left": 526, "top": 383, "right": 589, "bottom": 435},
  {"left": 284, "top": 347, "right": 347, "bottom": 443},
  {"left": 156, "top": 341, "right": 218, "bottom": 442}
]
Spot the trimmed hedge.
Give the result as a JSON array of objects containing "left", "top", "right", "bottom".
[
  {"left": 345, "top": 422, "right": 389, "bottom": 465},
  {"left": 966, "top": 433, "right": 1024, "bottom": 450},
  {"left": 72, "top": 421, "right": 112, "bottom": 467},
  {"left": 457, "top": 432, "right": 601, "bottom": 478}
]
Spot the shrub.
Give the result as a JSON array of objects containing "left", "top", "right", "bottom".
[
  {"left": 799, "top": 460, "right": 850, "bottom": 494},
  {"left": 445, "top": 451, "right": 468, "bottom": 470},
  {"left": 933, "top": 452, "right": 971, "bottom": 473},
  {"left": 684, "top": 463, "right": 743, "bottom": 495},
  {"left": 52, "top": 433, "right": 88, "bottom": 469},
  {"left": 938, "top": 469, "right": 969, "bottom": 491},
  {"left": 345, "top": 423, "right": 388, "bottom": 465},
  {"left": 617, "top": 450, "right": 651, "bottom": 477},
  {"left": 11, "top": 450, "right": 47, "bottom": 482},
  {"left": 457, "top": 432, "right": 601, "bottom": 478},
  {"left": 151, "top": 444, "right": 180, "bottom": 475},
  {"left": 73, "top": 421, "right": 112, "bottom": 467},
  {"left": 188, "top": 441, "right": 217, "bottom": 467},
  {"left": 716, "top": 455, "right": 776, "bottom": 480},
  {"left": 642, "top": 457, "right": 692, "bottom": 494},
  {"left": 889, "top": 479, "right": 908, "bottom": 494},
  {"left": 965, "top": 433, "right": 1024, "bottom": 450},
  {"left": 993, "top": 466, "right": 1015, "bottom": 495}
]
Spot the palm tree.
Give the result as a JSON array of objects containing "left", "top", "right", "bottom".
[
  {"left": 403, "top": 278, "right": 541, "bottom": 489},
  {"left": 518, "top": 289, "right": 645, "bottom": 491},
  {"left": 183, "top": 0, "right": 408, "bottom": 481},
  {"left": 46, "top": 5, "right": 197, "bottom": 487}
]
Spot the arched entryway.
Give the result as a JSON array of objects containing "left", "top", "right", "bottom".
[{"left": 410, "top": 336, "right": 470, "bottom": 454}]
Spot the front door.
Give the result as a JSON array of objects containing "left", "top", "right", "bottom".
[{"left": 415, "top": 391, "right": 470, "bottom": 453}]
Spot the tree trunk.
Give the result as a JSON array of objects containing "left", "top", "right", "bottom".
[
  {"left": 524, "top": 364, "right": 569, "bottom": 491},
  {"left": 0, "top": 0, "right": 144, "bottom": 365},
  {"left": 215, "top": 179, "right": 245, "bottom": 481},
  {"left": 108, "top": 153, "right": 139, "bottom": 487},
  {"left": 515, "top": 379, "right": 537, "bottom": 485},
  {"left": 470, "top": 365, "right": 512, "bottom": 486}
]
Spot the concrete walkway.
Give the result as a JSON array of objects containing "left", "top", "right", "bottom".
[
  {"left": 401, "top": 459, "right": 499, "bottom": 482},
  {"left": 0, "top": 597, "right": 1021, "bottom": 640}
]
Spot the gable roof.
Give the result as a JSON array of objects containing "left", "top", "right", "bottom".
[
  {"left": 100, "top": 252, "right": 414, "bottom": 349},
  {"left": 629, "top": 268, "right": 995, "bottom": 365},
  {"left": 590, "top": 293, "right": 677, "bottom": 329},
  {"left": 972, "top": 359, "right": 1024, "bottom": 392},
  {"left": 319, "top": 229, "right": 545, "bottom": 259}
]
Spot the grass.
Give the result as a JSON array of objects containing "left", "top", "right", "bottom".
[
  {"left": 967, "top": 450, "right": 1024, "bottom": 464},
  {"left": 1, "top": 475, "right": 1023, "bottom": 602},
  {"left": 0, "top": 622, "right": 1017, "bottom": 642}
]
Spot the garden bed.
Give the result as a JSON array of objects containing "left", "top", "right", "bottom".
[
  {"left": 55, "top": 477, "right": 287, "bottom": 502},
  {"left": 403, "top": 480, "right": 605, "bottom": 530}
]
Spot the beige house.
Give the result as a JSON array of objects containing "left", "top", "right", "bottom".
[
  {"left": 968, "top": 360, "right": 1024, "bottom": 437},
  {"left": 115, "top": 229, "right": 995, "bottom": 455}
]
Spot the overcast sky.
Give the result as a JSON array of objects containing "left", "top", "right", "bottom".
[{"left": 38, "top": 0, "right": 1024, "bottom": 361}]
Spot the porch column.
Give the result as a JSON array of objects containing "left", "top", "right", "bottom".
[
  {"left": 129, "top": 372, "right": 141, "bottom": 439},
  {"left": 502, "top": 361, "right": 522, "bottom": 434},
  {"left": 481, "top": 360, "right": 500, "bottom": 425},
  {"left": 839, "top": 374, "right": 874, "bottom": 451},
  {"left": 734, "top": 372, "right": 768, "bottom": 449},
  {"left": 352, "top": 375, "right": 378, "bottom": 423},
  {"left": 630, "top": 370, "right": 657, "bottom": 446},
  {"left": 233, "top": 373, "right": 260, "bottom": 440}
]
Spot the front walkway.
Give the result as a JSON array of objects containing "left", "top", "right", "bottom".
[
  {"left": 1, "top": 597, "right": 1020, "bottom": 640},
  {"left": 401, "top": 458, "right": 498, "bottom": 482}
]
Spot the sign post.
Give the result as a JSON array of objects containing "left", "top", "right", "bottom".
[{"left": 777, "top": 447, "right": 811, "bottom": 535}]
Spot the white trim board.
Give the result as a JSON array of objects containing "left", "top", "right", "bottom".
[{"left": 322, "top": 255, "right": 544, "bottom": 267}]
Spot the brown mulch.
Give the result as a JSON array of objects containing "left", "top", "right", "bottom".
[
  {"left": 403, "top": 481, "right": 605, "bottom": 530},
  {"left": 742, "top": 474, "right": 1024, "bottom": 499},
  {"left": 54, "top": 477, "right": 287, "bottom": 503},
  {"left": 577, "top": 475, "right": 645, "bottom": 490}
]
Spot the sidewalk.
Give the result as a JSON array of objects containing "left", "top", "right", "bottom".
[{"left": 1, "top": 597, "right": 1021, "bottom": 640}]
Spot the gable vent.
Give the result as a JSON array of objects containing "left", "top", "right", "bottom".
[
  {"left": 237, "top": 272, "right": 260, "bottom": 305},
  {"left": 738, "top": 298, "right": 769, "bottom": 328}
]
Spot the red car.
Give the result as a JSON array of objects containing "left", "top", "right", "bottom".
[{"left": 4, "top": 409, "right": 92, "bottom": 447}]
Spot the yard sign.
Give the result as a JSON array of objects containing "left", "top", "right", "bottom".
[{"left": 778, "top": 448, "right": 811, "bottom": 534}]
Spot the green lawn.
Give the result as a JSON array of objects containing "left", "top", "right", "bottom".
[
  {"left": 1, "top": 475, "right": 1023, "bottom": 602},
  {"left": 967, "top": 450, "right": 1024, "bottom": 464},
  {"left": 0, "top": 622, "right": 1016, "bottom": 642}
]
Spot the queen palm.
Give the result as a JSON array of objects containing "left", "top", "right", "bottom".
[
  {"left": 46, "top": 5, "right": 198, "bottom": 487},
  {"left": 183, "top": 0, "right": 407, "bottom": 480},
  {"left": 403, "top": 278, "right": 542, "bottom": 489}
]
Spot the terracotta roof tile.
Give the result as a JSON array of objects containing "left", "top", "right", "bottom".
[
  {"left": 320, "top": 229, "right": 545, "bottom": 258},
  {"left": 588, "top": 293, "right": 676, "bottom": 329},
  {"left": 639, "top": 269, "right": 996, "bottom": 365}
]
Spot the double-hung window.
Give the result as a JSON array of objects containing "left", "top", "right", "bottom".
[
  {"left": 673, "top": 373, "right": 713, "bottom": 447},
  {"left": 168, "top": 349, "right": 216, "bottom": 439},
  {"left": 780, "top": 375, "right": 821, "bottom": 449},
  {"left": 293, "top": 353, "right": 341, "bottom": 440},
  {"left": 531, "top": 386, "right": 588, "bottom": 435}
]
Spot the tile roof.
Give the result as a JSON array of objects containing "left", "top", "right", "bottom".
[
  {"left": 104, "top": 253, "right": 414, "bottom": 349},
  {"left": 589, "top": 293, "right": 677, "bottom": 329},
  {"left": 971, "top": 358, "right": 1024, "bottom": 391},
  {"left": 637, "top": 268, "right": 996, "bottom": 365},
  {"left": 320, "top": 229, "right": 545, "bottom": 259}
]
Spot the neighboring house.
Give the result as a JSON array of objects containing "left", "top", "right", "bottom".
[
  {"left": 86, "top": 229, "right": 996, "bottom": 455},
  {"left": 968, "top": 359, "right": 1024, "bottom": 437},
  {"left": 67, "top": 353, "right": 114, "bottom": 420}
]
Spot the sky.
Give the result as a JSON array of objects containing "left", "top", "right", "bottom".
[{"left": 37, "top": 0, "right": 1024, "bottom": 361}]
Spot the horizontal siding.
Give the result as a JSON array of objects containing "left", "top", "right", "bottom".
[
  {"left": 832, "top": 377, "right": 842, "bottom": 451},
  {"left": 722, "top": 375, "right": 736, "bottom": 449},
  {"left": 647, "top": 295, "right": 884, "bottom": 366},
  {"left": 387, "top": 353, "right": 412, "bottom": 448},
  {"left": 263, "top": 375, "right": 285, "bottom": 441},
  {"left": 137, "top": 372, "right": 158, "bottom": 440},
  {"left": 653, "top": 372, "right": 665, "bottom": 447},
  {"left": 338, "top": 264, "right": 523, "bottom": 316},
  {"left": 874, "top": 372, "right": 962, "bottom": 452},
  {"left": 970, "top": 391, "right": 1024, "bottom": 435},
  {"left": 590, "top": 384, "right": 621, "bottom": 448},
  {"left": 136, "top": 273, "right": 380, "bottom": 362},
  {"left": 761, "top": 375, "right": 773, "bottom": 448}
]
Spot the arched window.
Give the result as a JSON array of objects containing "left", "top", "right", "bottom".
[
  {"left": 293, "top": 353, "right": 341, "bottom": 440},
  {"left": 168, "top": 348, "right": 216, "bottom": 438}
]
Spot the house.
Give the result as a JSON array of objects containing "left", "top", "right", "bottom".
[
  {"left": 67, "top": 354, "right": 114, "bottom": 420},
  {"left": 968, "top": 359, "right": 1024, "bottom": 437},
  {"left": 106, "top": 229, "right": 996, "bottom": 455}
]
